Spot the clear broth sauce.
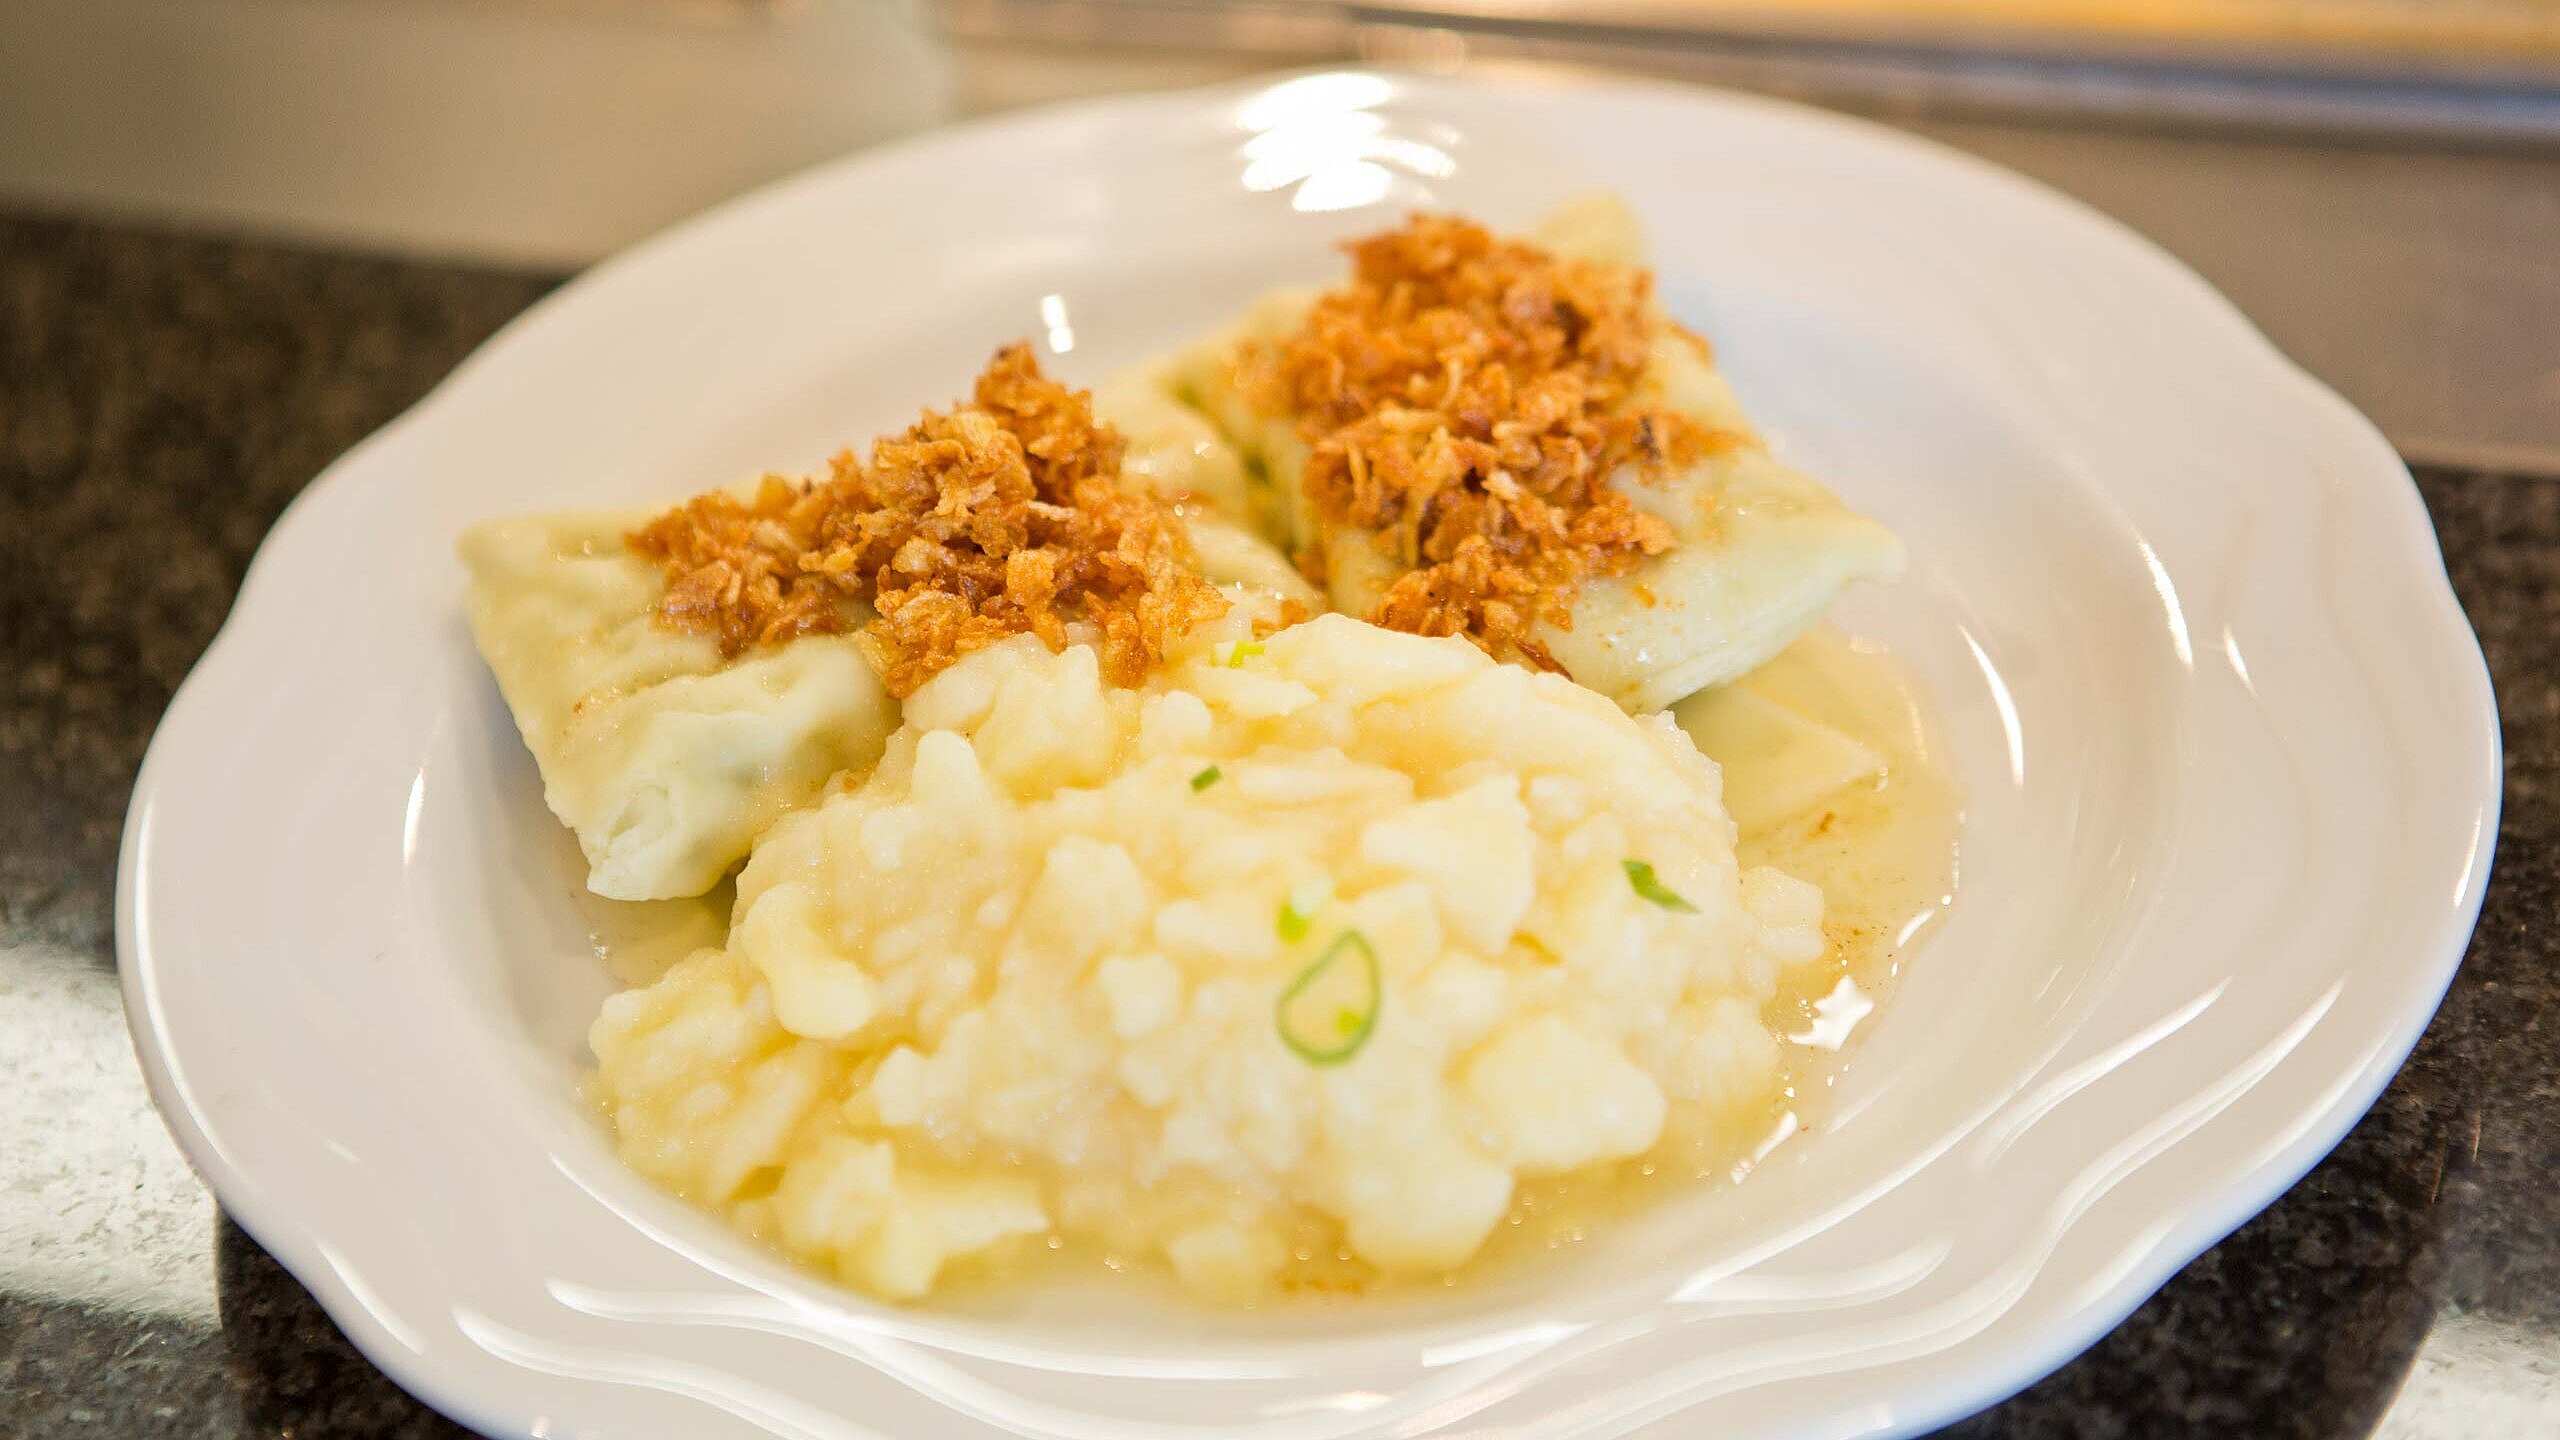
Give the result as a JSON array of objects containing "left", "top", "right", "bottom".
[{"left": 1414, "top": 627, "right": 1962, "bottom": 1290}]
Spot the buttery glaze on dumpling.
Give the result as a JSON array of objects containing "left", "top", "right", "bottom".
[{"left": 1089, "top": 372, "right": 1327, "bottom": 619}]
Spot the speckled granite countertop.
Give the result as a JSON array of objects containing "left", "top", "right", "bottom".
[{"left": 1, "top": 209, "right": 2552, "bottom": 1439}]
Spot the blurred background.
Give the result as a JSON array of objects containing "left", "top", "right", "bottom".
[{"left": 2, "top": 0, "right": 2556, "bottom": 467}]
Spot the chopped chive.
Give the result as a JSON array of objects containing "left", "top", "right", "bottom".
[
  {"left": 1624, "top": 859, "right": 1698, "bottom": 913},
  {"left": 1277, "top": 929, "right": 1379, "bottom": 1065},
  {"left": 1225, "top": 640, "right": 1266, "bottom": 668},
  {"left": 1276, "top": 875, "right": 1334, "bottom": 943},
  {"left": 1190, "top": 764, "right": 1223, "bottom": 792}
]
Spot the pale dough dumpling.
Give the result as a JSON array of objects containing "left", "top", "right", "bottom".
[
  {"left": 1154, "top": 289, "right": 1322, "bottom": 553},
  {"left": 463, "top": 409, "right": 1313, "bottom": 901},
  {"left": 1091, "top": 369, "right": 1257, "bottom": 520},
  {"left": 1092, "top": 376, "right": 1325, "bottom": 619},
  {"left": 1672, "top": 676, "right": 1885, "bottom": 835},
  {"left": 1160, "top": 195, "right": 1903, "bottom": 713},
  {"left": 459, "top": 509, "right": 900, "bottom": 901}
]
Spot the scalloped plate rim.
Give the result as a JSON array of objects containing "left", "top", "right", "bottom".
[{"left": 117, "top": 64, "right": 2499, "bottom": 1440}]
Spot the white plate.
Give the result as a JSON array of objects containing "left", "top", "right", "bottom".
[{"left": 118, "top": 68, "right": 2498, "bottom": 1440}]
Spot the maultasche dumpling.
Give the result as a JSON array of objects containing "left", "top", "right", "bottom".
[{"left": 1157, "top": 194, "right": 1901, "bottom": 713}]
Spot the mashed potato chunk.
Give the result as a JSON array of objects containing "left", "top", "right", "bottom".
[{"left": 588, "top": 614, "right": 1828, "bottom": 1300}]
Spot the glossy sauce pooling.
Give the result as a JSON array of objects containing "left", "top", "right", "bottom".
[
  {"left": 1454, "top": 627, "right": 1962, "bottom": 1283},
  {"left": 1722, "top": 628, "right": 1963, "bottom": 1034}
]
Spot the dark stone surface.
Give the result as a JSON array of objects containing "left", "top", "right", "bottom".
[
  {"left": 1936, "top": 481, "right": 2560, "bottom": 1439},
  {"left": 0, "top": 211, "right": 555, "bottom": 957},
  {"left": 0, "top": 209, "right": 2550, "bottom": 1440}
]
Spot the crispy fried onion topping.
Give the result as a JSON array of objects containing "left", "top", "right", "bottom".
[
  {"left": 1243, "top": 214, "right": 1721, "bottom": 667},
  {"left": 629, "top": 344, "right": 1228, "bottom": 697}
]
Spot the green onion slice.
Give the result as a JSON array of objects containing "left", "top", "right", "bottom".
[
  {"left": 1224, "top": 640, "right": 1266, "bottom": 668},
  {"left": 1275, "top": 875, "right": 1334, "bottom": 943},
  {"left": 1623, "top": 859, "right": 1698, "bottom": 913},
  {"left": 1276, "top": 930, "right": 1379, "bottom": 1065},
  {"left": 1190, "top": 764, "right": 1222, "bottom": 792}
]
